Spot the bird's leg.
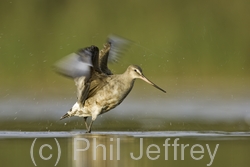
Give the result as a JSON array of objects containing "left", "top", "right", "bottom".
[
  {"left": 86, "top": 113, "right": 98, "bottom": 133},
  {"left": 86, "top": 120, "right": 94, "bottom": 133},
  {"left": 83, "top": 117, "right": 89, "bottom": 130}
]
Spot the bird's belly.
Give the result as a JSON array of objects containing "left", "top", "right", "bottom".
[{"left": 86, "top": 88, "right": 127, "bottom": 114}]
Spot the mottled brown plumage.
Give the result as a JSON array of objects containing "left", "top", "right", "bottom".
[{"left": 55, "top": 35, "right": 166, "bottom": 133}]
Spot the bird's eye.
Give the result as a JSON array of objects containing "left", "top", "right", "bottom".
[{"left": 134, "top": 69, "right": 137, "bottom": 72}]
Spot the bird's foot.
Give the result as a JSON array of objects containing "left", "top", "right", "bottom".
[{"left": 85, "top": 130, "right": 91, "bottom": 134}]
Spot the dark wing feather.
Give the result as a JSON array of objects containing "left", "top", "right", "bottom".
[
  {"left": 87, "top": 72, "right": 108, "bottom": 98},
  {"left": 74, "top": 76, "right": 91, "bottom": 105},
  {"left": 99, "top": 34, "right": 131, "bottom": 75},
  {"left": 99, "top": 43, "right": 111, "bottom": 75},
  {"left": 54, "top": 48, "right": 94, "bottom": 105}
]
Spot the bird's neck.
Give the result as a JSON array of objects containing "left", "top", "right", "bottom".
[
  {"left": 118, "top": 72, "right": 136, "bottom": 90},
  {"left": 113, "top": 74, "right": 135, "bottom": 103}
]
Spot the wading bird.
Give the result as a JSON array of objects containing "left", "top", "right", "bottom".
[{"left": 55, "top": 35, "right": 166, "bottom": 133}]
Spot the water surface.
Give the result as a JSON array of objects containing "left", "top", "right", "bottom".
[{"left": 1, "top": 131, "right": 250, "bottom": 167}]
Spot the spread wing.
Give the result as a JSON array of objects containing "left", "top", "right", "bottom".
[
  {"left": 99, "top": 34, "right": 131, "bottom": 75},
  {"left": 54, "top": 48, "right": 94, "bottom": 105},
  {"left": 54, "top": 52, "right": 92, "bottom": 79},
  {"left": 54, "top": 35, "right": 131, "bottom": 106}
]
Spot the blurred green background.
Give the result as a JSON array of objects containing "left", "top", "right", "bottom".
[
  {"left": 1, "top": 0, "right": 250, "bottom": 85},
  {"left": 1, "top": 1, "right": 250, "bottom": 167},
  {"left": 0, "top": 0, "right": 250, "bottom": 131}
]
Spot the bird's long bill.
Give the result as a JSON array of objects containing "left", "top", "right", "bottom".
[{"left": 140, "top": 75, "right": 166, "bottom": 93}]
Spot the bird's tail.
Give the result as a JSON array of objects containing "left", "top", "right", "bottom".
[{"left": 60, "top": 113, "right": 70, "bottom": 120}]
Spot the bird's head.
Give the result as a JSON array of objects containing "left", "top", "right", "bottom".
[{"left": 127, "top": 65, "right": 166, "bottom": 93}]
